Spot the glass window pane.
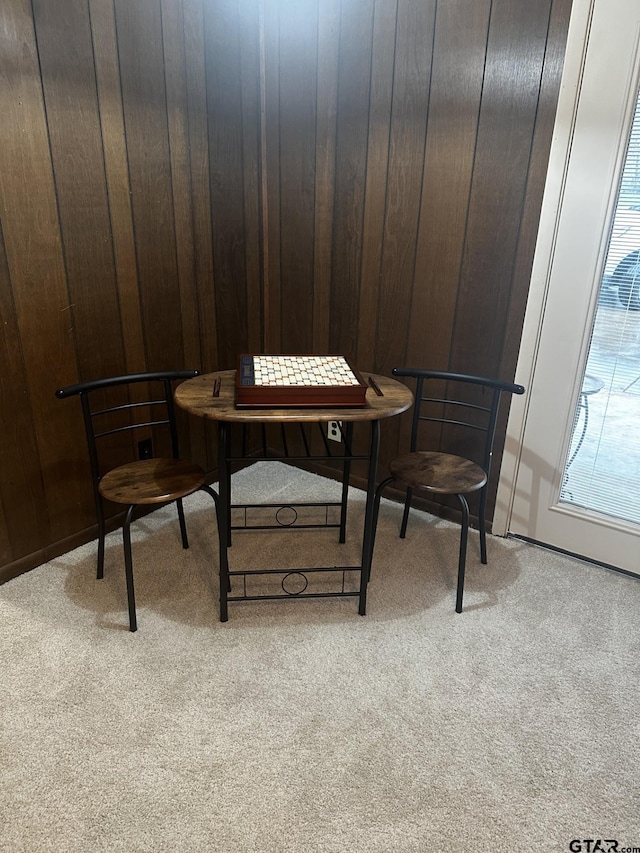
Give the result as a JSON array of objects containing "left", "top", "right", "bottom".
[{"left": 560, "top": 89, "right": 640, "bottom": 524}]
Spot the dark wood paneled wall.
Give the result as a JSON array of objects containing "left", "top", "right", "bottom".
[{"left": 0, "top": 0, "right": 572, "bottom": 581}]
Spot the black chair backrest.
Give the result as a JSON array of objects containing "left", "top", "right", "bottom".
[
  {"left": 392, "top": 368, "right": 525, "bottom": 476},
  {"left": 56, "top": 370, "right": 199, "bottom": 487}
]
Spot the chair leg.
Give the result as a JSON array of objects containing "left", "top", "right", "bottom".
[
  {"left": 200, "top": 485, "right": 230, "bottom": 594},
  {"left": 122, "top": 505, "right": 138, "bottom": 632},
  {"left": 371, "top": 476, "right": 394, "bottom": 563},
  {"left": 96, "top": 498, "right": 106, "bottom": 580},
  {"left": 177, "top": 498, "right": 189, "bottom": 549},
  {"left": 399, "top": 487, "right": 413, "bottom": 539},
  {"left": 455, "top": 494, "right": 470, "bottom": 614},
  {"left": 478, "top": 486, "right": 488, "bottom": 564}
]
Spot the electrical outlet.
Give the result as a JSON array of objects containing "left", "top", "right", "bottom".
[
  {"left": 327, "top": 421, "right": 342, "bottom": 442},
  {"left": 138, "top": 438, "right": 153, "bottom": 460}
]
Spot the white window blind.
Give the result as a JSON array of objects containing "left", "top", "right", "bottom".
[{"left": 560, "top": 88, "right": 640, "bottom": 525}]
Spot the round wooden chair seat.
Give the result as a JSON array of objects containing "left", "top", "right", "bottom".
[
  {"left": 99, "top": 458, "right": 206, "bottom": 505},
  {"left": 390, "top": 451, "right": 487, "bottom": 495}
]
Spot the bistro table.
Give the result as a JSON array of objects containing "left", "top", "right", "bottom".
[{"left": 174, "top": 369, "right": 412, "bottom": 621}]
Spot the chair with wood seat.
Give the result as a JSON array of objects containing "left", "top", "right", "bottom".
[
  {"left": 56, "top": 370, "right": 220, "bottom": 632},
  {"left": 372, "top": 368, "right": 525, "bottom": 612}
]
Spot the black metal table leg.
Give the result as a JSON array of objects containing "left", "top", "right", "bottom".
[
  {"left": 218, "top": 421, "right": 230, "bottom": 622},
  {"left": 339, "top": 422, "right": 354, "bottom": 543},
  {"left": 359, "top": 419, "right": 380, "bottom": 615}
]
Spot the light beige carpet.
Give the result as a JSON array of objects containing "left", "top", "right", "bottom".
[{"left": 1, "top": 461, "right": 639, "bottom": 852}]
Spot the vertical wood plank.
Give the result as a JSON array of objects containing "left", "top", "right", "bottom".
[
  {"left": 374, "top": 0, "right": 436, "bottom": 378},
  {"left": 452, "top": 0, "right": 553, "bottom": 377},
  {"left": 406, "top": 0, "right": 492, "bottom": 374},
  {"left": 184, "top": 0, "right": 218, "bottom": 372},
  {"left": 0, "top": 0, "right": 90, "bottom": 541},
  {"left": 161, "top": 0, "right": 200, "bottom": 369},
  {"left": 263, "top": 0, "right": 282, "bottom": 351},
  {"left": 370, "top": 0, "right": 436, "bottom": 466},
  {"left": 277, "top": 0, "right": 318, "bottom": 353},
  {"left": 239, "top": 0, "right": 263, "bottom": 354},
  {"left": 33, "top": 0, "right": 126, "bottom": 382},
  {"left": 500, "top": 0, "right": 572, "bottom": 379},
  {"left": 357, "top": 0, "right": 398, "bottom": 371},
  {"left": 0, "top": 496, "right": 11, "bottom": 566},
  {"left": 312, "top": 0, "right": 340, "bottom": 353},
  {"left": 88, "top": 0, "right": 147, "bottom": 376},
  {"left": 0, "top": 223, "right": 49, "bottom": 560},
  {"left": 115, "top": 0, "right": 184, "bottom": 370},
  {"left": 184, "top": 0, "right": 219, "bottom": 470},
  {"left": 205, "top": 0, "right": 249, "bottom": 367},
  {"left": 160, "top": 0, "right": 208, "bottom": 463},
  {"left": 329, "top": 0, "right": 376, "bottom": 358}
]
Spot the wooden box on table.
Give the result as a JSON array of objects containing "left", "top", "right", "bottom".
[{"left": 235, "top": 354, "right": 368, "bottom": 408}]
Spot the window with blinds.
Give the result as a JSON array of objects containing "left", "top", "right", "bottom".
[{"left": 560, "top": 88, "right": 640, "bottom": 524}]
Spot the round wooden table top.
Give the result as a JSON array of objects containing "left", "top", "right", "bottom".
[{"left": 174, "top": 369, "right": 413, "bottom": 423}]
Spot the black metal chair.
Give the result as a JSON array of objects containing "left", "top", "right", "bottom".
[
  {"left": 372, "top": 368, "right": 525, "bottom": 612},
  {"left": 56, "top": 371, "right": 220, "bottom": 632}
]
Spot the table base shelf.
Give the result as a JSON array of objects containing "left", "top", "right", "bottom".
[
  {"left": 227, "top": 566, "right": 362, "bottom": 603},
  {"left": 230, "top": 501, "right": 344, "bottom": 532}
]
